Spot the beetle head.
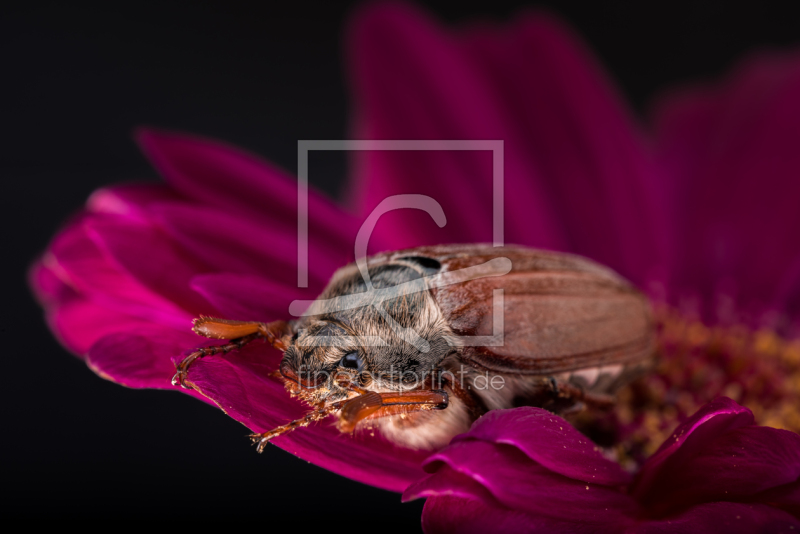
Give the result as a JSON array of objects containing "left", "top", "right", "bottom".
[{"left": 279, "top": 265, "right": 456, "bottom": 404}]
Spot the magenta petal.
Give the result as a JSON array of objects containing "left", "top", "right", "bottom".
[
  {"left": 754, "top": 481, "right": 800, "bottom": 517},
  {"left": 87, "top": 328, "right": 196, "bottom": 390},
  {"left": 404, "top": 464, "right": 499, "bottom": 504},
  {"left": 420, "top": 496, "right": 584, "bottom": 534},
  {"left": 28, "top": 259, "right": 77, "bottom": 309},
  {"left": 44, "top": 217, "right": 193, "bottom": 354},
  {"left": 85, "top": 215, "right": 213, "bottom": 315},
  {"left": 634, "top": 502, "right": 800, "bottom": 533},
  {"left": 151, "top": 203, "right": 341, "bottom": 290},
  {"left": 190, "top": 273, "right": 304, "bottom": 321},
  {"left": 348, "top": 3, "right": 566, "bottom": 251},
  {"left": 135, "top": 128, "right": 360, "bottom": 253},
  {"left": 86, "top": 329, "right": 212, "bottom": 411},
  {"left": 631, "top": 397, "right": 755, "bottom": 501},
  {"left": 185, "top": 343, "right": 429, "bottom": 492},
  {"left": 86, "top": 182, "right": 182, "bottom": 221},
  {"left": 461, "top": 15, "right": 668, "bottom": 284},
  {"left": 454, "top": 407, "right": 631, "bottom": 486},
  {"left": 50, "top": 298, "right": 157, "bottom": 356},
  {"left": 653, "top": 52, "right": 800, "bottom": 318},
  {"left": 49, "top": 216, "right": 191, "bottom": 328},
  {"left": 190, "top": 272, "right": 325, "bottom": 323},
  {"left": 348, "top": 4, "right": 668, "bottom": 284},
  {"left": 410, "top": 440, "right": 637, "bottom": 524},
  {"left": 639, "top": 425, "right": 800, "bottom": 515}
]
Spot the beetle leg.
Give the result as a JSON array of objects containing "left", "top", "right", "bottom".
[
  {"left": 337, "top": 390, "right": 449, "bottom": 433},
  {"left": 583, "top": 392, "right": 616, "bottom": 409},
  {"left": 549, "top": 378, "right": 616, "bottom": 410},
  {"left": 559, "top": 401, "right": 587, "bottom": 416},
  {"left": 192, "top": 317, "right": 292, "bottom": 351},
  {"left": 248, "top": 401, "right": 346, "bottom": 452},
  {"left": 172, "top": 334, "right": 259, "bottom": 389},
  {"left": 548, "top": 376, "right": 559, "bottom": 396},
  {"left": 172, "top": 318, "right": 293, "bottom": 389},
  {"left": 246, "top": 390, "right": 449, "bottom": 449}
]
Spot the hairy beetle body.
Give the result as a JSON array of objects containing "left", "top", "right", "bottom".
[{"left": 175, "top": 244, "right": 655, "bottom": 450}]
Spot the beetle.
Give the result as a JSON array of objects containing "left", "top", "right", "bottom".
[{"left": 173, "top": 244, "right": 655, "bottom": 451}]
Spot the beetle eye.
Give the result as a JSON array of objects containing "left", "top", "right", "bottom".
[{"left": 339, "top": 352, "right": 362, "bottom": 370}]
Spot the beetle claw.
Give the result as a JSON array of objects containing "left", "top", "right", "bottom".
[
  {"left": 248, "top": 433, "right": 273, "bottom": 453},
  {"left": 172, "top": 351, "right": 202, "bottom": 390},
  {"left": 171, "top": 369, "right": 192, "bottom": 389}
]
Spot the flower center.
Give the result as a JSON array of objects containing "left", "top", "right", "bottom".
[{"left": 573, "top": 305, "right": 800, "bottom": 468}]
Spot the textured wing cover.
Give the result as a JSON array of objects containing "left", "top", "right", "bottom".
[{"left": 372, "top": 245, "right": 655, "bottom": 375}]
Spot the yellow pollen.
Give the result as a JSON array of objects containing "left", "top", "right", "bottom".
[{"left": 571, "top": 305, "right": 800, "bottom": 465}]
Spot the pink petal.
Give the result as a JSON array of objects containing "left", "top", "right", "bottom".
[
  {"left": 49, "top": 297, "right": 158, "bottom": 356},
  {"left": 28, "top": 258, "right": 77, "bottom": 309},
  {"left": 405, "top": 464, "right": 499, "bottom": 504},
  {"left": 86, "top": 329, "right": 213, "bottom": 407},
  {"left": 347, "top": 4, "right": 667, "bottom": 285},
  {"left": 135, "top": 128, "right": 362, "bottom": 254},
  {"left": 151, "top": 202, "right": 340, "bottom": 290},
  {"left": 348, "top": 3, "right": 564, "bottom": 250},
  {"left": 653, "top": 52, "right": 800, "bottom": 319},
  {"left": 48, "top": 216, "right": 191, "bottom": 328},
  {"left": 631, "top": 397, "right": 755, "bottom": 502},
  {"left": 633, "top": 502, "right": 800, "bottom": 533},
  {"left": 420, "top": 496, "right": 583, "bottom": 534},
  {"left": 454, "top": 407, "right": 631, "bottom": 486},
  {"left": 461, "top": 15, "right": 668, "bottom": 284},
  {"left": 753, "top": 481, "right": 800, "bottom": 517},
  {"left": 85, "top": 214, "right": 213, "bottom": 315},
  {"left": 87, "top": 328, "right": 194, "bottom": 389},
  {"left": 185, "top": 342, "right": 429, "bottom": 492},
  {"left": 639, "top": 425, "right": 800, "bottom": 516},
  {"left": 190, "top": 273, "right": 310, "bottom": 321},
  {"left": 86, "top": 182, "right": 183, "bottom": 222},
  {"left": 408, "top": 439, "right": 637, "bottom": 524}
]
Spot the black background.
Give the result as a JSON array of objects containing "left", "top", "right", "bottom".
[{"left": 3, "top": 0, "right": 799, "bottom": 528}]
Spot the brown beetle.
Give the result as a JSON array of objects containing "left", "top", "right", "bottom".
[{"left": 173, "top": 244, "right": 655, "bottom": 451}]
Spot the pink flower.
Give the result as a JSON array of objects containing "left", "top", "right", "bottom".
[
  {"left": 405, "top": 398, "right": 800, "bottom": 532},
  {"left": 29, "top": 129, "right": 431, "bottom": 491},
  {"left": 29, "top": 1, "right": 800, "bottom": 529}
]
